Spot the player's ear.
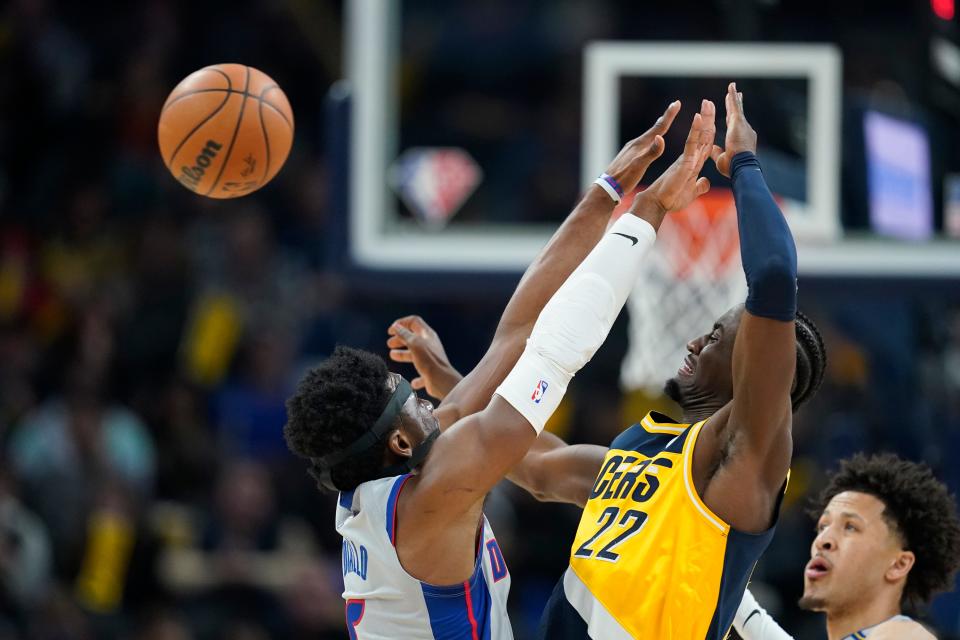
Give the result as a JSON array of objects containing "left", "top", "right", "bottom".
[
  {"left": 885, "top": 549, "right": 915, "bottom": 584},
  {"left": 386, "top": 428, "right": 414, "bottom": 459}
]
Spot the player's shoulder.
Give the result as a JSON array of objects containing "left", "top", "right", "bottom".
[
  {"left": 870, "top": 618, "right": 936, "bottom": 640},
  {"left": 610, "top": 411, "right": 691, "bottom": 454},
  {"left": 338, "top": 475, "right": 407, "bottom": 517}
]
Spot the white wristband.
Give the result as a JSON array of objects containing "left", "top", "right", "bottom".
[{"left": 594, "top": 175, "right": 622, "bottom": 203}]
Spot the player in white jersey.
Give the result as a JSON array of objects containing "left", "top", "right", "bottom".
[
  {"left": 733, "top": 453, "right": 960, "bottom": 640},
  {"left": 336, "top": 466, "right": 514, "bottom": 638},
  {"left": 283, "top": 101, "right": 719, "bottom": 639}
]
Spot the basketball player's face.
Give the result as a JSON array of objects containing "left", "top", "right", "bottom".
[
  {"left": 799, "top": 491, "right": 907, "bottom": 613},
  {"left": 665, "top": 305, "right": 741, "bottom": 407},
  {"left": 389, "top": 373, "right": 440, "bottom": 447}
]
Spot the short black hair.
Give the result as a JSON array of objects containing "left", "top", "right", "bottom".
[
  {"left": 813, "top": 453, "right": 960, "bottom": 607},
  {"left": 792, "top": 310, "right": 826, "bottom": 410},
  {"left": 284, "top": 346, "right": 393, "bottom": 491}
]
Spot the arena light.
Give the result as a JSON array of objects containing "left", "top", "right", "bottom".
[{"left": 932, "top": 0, "right": 955, "bottom": 21}]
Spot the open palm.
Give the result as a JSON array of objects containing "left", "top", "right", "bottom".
[
  {"left": 387, "top": 315, "right": 461, "bottom": 399},
  {"left": 635, "top": 99, "right": 716, "bottom": 215}
]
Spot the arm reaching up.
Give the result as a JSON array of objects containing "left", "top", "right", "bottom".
[
  {"left": 387, "top": 315, "right": 463, "bottom": 400},
  {"left": 699, "top": 83, "right": 799, "bottom": 533},
  {"left": 392, "top": 105, "right": 718, "bottom": 513},
  {"left": 399, "top": 209, "right": 663, "bottom": 583},
  {"left": 427, "top": 102, "right": 684, "bottom": 428}
]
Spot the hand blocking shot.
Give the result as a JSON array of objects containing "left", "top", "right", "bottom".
[
  {"left": 284, "top": 101, "right": 718, "bottom": 639},
  {"left": 389, "top": 84, "right": 831, "bottom": 640}
]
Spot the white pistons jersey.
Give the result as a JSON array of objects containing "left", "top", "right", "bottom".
[{"left": 336, "top": 473, "right": 514, "bottom": 639}]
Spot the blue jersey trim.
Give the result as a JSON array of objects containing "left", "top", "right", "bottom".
[
  {"left": 536, "top": 577, "right": 589, "bottom": 640},
  {"left": 421, "top": 554, "right": 493, "bottom": 639},
  {"left": 703, "top": 523, "right": 777, "bottom": 639},
  {"left": 339, "top": 490, "right": 355, "bottom": 511},
  {"left": 385, "top": 473, "right": 412, "bottom": 545},
  {"left": 664, "top": 430, "right": 689, "bottom": 454},
  {"left": 610, "top": 423, "right": 683, "bottom": 459}
]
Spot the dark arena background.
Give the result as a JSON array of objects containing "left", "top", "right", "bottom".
[{"left": 1, "top": 0, "right": 960, "bottom": 638}]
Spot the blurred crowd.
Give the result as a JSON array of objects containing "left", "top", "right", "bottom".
[{"left": 0, "top": 1, "right": 957, "bottom": 639}]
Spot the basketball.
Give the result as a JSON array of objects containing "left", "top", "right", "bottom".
[{"left": 157, "top": 64, "right": 294, "bottom": 199}]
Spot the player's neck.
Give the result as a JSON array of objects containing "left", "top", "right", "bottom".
[
  {"left": 825, "top": 593, "right": 901, "bottom": 640},
  {"left": 680, "top": 399, "right": 727, "bottom": 424}
]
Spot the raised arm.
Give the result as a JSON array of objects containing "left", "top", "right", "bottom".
[
  {"left": 389, "top": 102, "right": 728, "bottom": 433},
  {"left": 386, "top": 315, "right": 463, "bottom": 400},
  {"left": 404, "top": 208, "right": 662, "bottom": 526},
  {"left": 413, "top": 103, "right": 682, "bottom": 427},
  {"left": 391, "top": 111, "right": 716, "bottom": 586},
  {"left": 702, "top": 84, "right": 798, "bottom": 532},
  {"left": 392, "top": 105, "right": 719, "bottom": 507}
]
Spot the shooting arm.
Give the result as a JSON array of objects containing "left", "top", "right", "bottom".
[
  {"left": 437, "top": 189, "right": 614, "bottom": 421},
  {"left": 436, "top": 104, "right": 681, "bottom": 424},
  {"left": 727, "top": 150, "right": 797, "bottom": 478},
  {"left": 407, "top": 213, "right": 658, "bottom": 520}
]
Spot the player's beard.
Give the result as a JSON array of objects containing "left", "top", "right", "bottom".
[
  {"left": 797, "top": 594, "right": 828, "bottom": 611},
  {"left": 664, "top": 378, "right": 683, "bottom": 405}
]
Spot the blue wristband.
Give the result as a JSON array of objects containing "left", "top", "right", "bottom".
[{"left": 599, "top": 173, "right": 624, "bottom": 198}]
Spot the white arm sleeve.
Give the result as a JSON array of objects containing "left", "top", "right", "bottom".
[
  {"left": 496, "top": 213, "right": 656, "bottom": 432},
  {"left": 734, "top": 589, "right": 795, "bottom": 640}
]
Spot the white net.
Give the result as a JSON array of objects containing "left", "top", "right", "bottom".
[{"left": 620, "top": 191, "right": 748, "bottom": 392}]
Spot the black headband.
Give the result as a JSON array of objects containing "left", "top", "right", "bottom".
[
  {"left": 311, "top": 377, "right": 436, "bottom": 491},
  {"left": 318, "top": 377, "right": 412, "bottom": 470}
]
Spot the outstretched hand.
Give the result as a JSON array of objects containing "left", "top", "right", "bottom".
[
  {"left": 387, "top": 316, "right": 462, "bottom": 400},
  {"left": 602, "top": 100, "right": 682, "bottom": 196},
  {"left": 631, "top": 99, "right": 716, "bottom": 228},
  {"left": 710, "top": 82, "right": 758, "bottom": 178}
]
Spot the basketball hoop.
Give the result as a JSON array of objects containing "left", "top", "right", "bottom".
[{"left": 617, "top": 189, "right": 747, "bottom": 392}]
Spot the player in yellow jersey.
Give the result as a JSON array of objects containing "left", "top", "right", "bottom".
[{"left": 388, "top": 83, "right": 828, "bottom": 640}]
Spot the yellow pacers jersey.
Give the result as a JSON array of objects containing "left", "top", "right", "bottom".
[{"left": 538, "top": 412, "right": 779, "bottom": 640}]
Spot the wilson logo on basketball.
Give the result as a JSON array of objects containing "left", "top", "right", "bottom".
[{"left": 178, "top": 139, "right": 223, "bottom": 190}]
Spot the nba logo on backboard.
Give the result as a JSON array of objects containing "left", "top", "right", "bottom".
[
  {"left": 531, "top": 380, "right": 549, "bottom": 403},
  {"left": 388, "top": 148, "right": 482, "bottom": 229}
]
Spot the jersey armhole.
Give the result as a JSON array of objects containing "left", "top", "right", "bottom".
[
  {"left": 385, "top": 473, "right": 413, "bottom": 546},
  {"left": 681, "top": 419, "right": 731, "bottom": 534}
]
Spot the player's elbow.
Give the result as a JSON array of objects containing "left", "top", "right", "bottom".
[
  {"left": 509, "top": 458, "right": 562, "bottom": 504},
  {"left": 507, "top": 468, "right": 551, "bottom": 502},
  {"left": 753, "top": 254, "right": 795, "bottom": 290},
  {"left": 527, "top": 487, "right": 554, "bottom": 502},
  {"left": 746, "top": 255, "right": 797, "bottom": 321}
]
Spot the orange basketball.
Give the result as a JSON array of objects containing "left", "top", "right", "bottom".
[{"left": 158, "top": 64, "right": 294, "bottom": 199}]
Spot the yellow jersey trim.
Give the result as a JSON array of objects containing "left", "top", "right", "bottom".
[
  {"left": 640, "top": 413, "right": 686, "bottom": 435},
  {"left": 682, "top": 419, "right": 730, "bottom": 534}
]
